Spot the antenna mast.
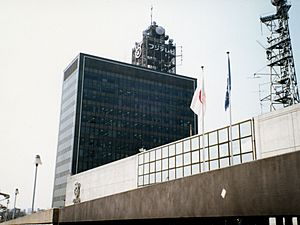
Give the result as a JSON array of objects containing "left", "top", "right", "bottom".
[
  {"left": 150, "top": 5, "right": 153, "bottom": 25},
  {"left": 176, "top": 46, "right": 183, "bottom": 66},
  {"left": 260, "top": 0, "right": 299, "bottom": 111}
]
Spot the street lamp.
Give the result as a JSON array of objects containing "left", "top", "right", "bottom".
[
  {"left": 31, "top": 155, "right": 42, "bottom": 213},
  {"left": 12, "top": 188, "right": 19, "bottom": 219},
  {"left": 5, "top": 198, "right": 9, "bottom": 222}
]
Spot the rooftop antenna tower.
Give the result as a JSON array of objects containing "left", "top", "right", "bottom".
[
  {"left": 259, "top": 0, "right": 299, "bottom": 111},
  {"left": 132, "top": 13, "right": 177, "bottom": 73},
  {"left": 176, "top": 46, "right": 183, "bottom": 66}
]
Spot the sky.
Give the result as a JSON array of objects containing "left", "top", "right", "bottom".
[{"left": 0, "top": 0, "right": 299, "bottom": 211}]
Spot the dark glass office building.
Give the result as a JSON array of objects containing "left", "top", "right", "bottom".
[{"left": 52, "top": 53, "right": 197, "bottom": 207}]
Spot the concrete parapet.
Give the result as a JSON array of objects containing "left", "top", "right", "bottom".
[
  {"left": 255, "top": 104, "right": 300, "bottom": 159},
  {"left": 59, "top": 151, "right": 300, "bottom": 223}
]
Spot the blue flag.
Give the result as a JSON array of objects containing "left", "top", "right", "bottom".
[{"left": 225, "top": 53, "right": 231, "bottom": 111}]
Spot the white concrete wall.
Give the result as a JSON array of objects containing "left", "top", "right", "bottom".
[
  {"left": 64, "top": 104, "right": 300, "bottom": 206},
  {"left": 254, "top": 104, "right": 300, "bottom": 159},
  {"left": 65, "top": 155, "right": 138, "bottom": 206}
]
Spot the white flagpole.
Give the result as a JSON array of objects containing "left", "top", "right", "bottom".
[
  {"left": 190, "top": 66, "right": 206, "bottom": 171},
  {"left": 227, "top": 52, "right": 234, "bottom": 165},
  {"left": 229, "top": 89, "right": 233, "bottom": 165},
  {"left": 201, "top": 66, "right": 206, "bottom": 172}
]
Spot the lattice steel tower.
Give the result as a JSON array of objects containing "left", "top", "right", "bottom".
[
  {"left": 260, "top": 0, "right": 299, "bottom": 111},
  {"left": 132, "top": 21, "right": 176, "bottom": 74}
]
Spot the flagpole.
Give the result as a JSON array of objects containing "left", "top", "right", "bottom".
[
  {"left": 229, "top": 89, "right": 233, "bottom": 165},
  {"left": 201, "top": 66, "right": 206, "bottom": 172},
  {"left": 190, "top": 65, "right": 206, "bottom": 172},
  {"left": 227, "top": 52, "right": 234, "bottom": 165}
]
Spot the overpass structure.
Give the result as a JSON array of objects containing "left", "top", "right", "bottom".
[
  {"left": 3, "top": 97, "right": 300, "bottom": 225},
  {"left": 2, "top": 150, "right": 300, "bottom": 225}
]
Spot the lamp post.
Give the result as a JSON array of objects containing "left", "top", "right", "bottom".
[
  {"left": 12, "top": 188, "right": 19, "bottom": 219},
  {"left": 31, "top": 155, "right": 42, "bottom": 213},
  {"left": 5, "top": 198, "right": 9, "bottom": 222}
]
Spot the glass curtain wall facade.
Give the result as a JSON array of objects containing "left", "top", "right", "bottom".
[
  {"left": 137, "top": 119, "right": 256, "bottom": 186},
  {"left": 52, "top": 53, "right": 197, "bottom": 207}
]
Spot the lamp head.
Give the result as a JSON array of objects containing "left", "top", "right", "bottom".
[{"left": 34, "top": 155, "right": 42, "bottom": 166}]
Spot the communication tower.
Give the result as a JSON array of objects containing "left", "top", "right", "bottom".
[
  {"left": 132, "top": 21, "right": 176, "bottom": 73},
  {"left": 260, "top": 0, "right": 299, "bottom": 111}
]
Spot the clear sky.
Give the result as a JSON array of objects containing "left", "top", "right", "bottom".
[{"left": 0, "top": 0, "right": 299, "bottom": 210}]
